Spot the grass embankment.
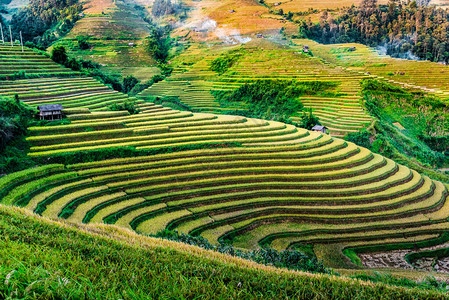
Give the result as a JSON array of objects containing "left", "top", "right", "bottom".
[
  {"left": 0, "top": 204, "right": 447, "bottom": 299},
  {"left": 345, "top": 79, "right": 449, "bottom": 183}
]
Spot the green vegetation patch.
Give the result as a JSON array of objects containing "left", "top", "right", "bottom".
[
  {"left": 214, "top": 80, "right": 336, "bottom": 124},
  {"left": 32, "top": 143, "right": 243, "bottom": 165},
  {"left": 345, "top": 79, "right": 449, "bottom": 181},
  {"left": 210, "top": 50, "right": 244, "bottom": 75}
]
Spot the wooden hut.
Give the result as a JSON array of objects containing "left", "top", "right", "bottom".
[
  {"left": 311, "top": 125, "right": 328, "bottom": 134},
  {"left": 37, "top": 104, "right": 63, "bottom": 121}
]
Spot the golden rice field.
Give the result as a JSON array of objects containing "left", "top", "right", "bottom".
[
  {"left": 2, "top": 15, "right": 449, "bottom": 274},
  {"left": 2, "top": 92, "right": 449, "bottom": 271},
  {"left": 293, "top": 39, "right": 449, "bottom": 100},
  {"left": 51, "top": 0, "right": 158, "bottom": 80},
  {"left": 140, "top": 40, "right": 373, "bottom": 136}
]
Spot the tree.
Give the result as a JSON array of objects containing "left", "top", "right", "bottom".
[
  {"left": 299, "top": 108, "right": 320, "bottom": 130},
  {"left": 298, "top": 2, "right": 449, "bottom": 63},
  {"left": 145, "top": 28, "right": 172, "bottom": 63},
  {"left": 152, "top": 0, "right": 180, "bottom": 17},
  {"left": 123, "top": 75, "right": 139, "bottom": 94},
  {"left": 345, "top": 129, "right": 372, "bottom": 149},
  {"left": 77, "top": 35, "right": 90, "bottom": 50},
  {"left": 0, "top": 96, "right": 35, "bottom": 149},
  {"left": 10, "top": 0, "right": 83, "bottom": 49},
  {"left": 51, "top": 45, "right": 67, "bottom": 65}
]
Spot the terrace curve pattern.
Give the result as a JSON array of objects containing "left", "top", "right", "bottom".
[
  {"left": 0, "top": 45, "right": 139, "bottom": 110},
  {"left": 0, "top": 45, "right": 78, "bottom": 78},
  {"left": 2, "top": 103, "right": 449, "bottom": 270},
  {"left": 139, "top": 42, "right": 374, "bottom": 136}
]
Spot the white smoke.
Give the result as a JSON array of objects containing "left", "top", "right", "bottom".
[
  {"left": 188, "top": 18, "right": 251, "bottom": 45},
  {"left": 376, "top": 43, "right": 421, "bottom": 61},
  {"left": 197, "top": 19, "right": 217, "bottom": 31}
]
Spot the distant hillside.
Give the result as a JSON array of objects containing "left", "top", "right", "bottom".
[
  {"left": 0, "top": 0, "right": 29, "bottom": 21},
  {"left": 51, "top": 0, "right": 162, "bottom": 81}
]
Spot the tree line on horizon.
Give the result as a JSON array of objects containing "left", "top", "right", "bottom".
[{"left": 297, "top": 0, "right": 449, "bottom": 63}]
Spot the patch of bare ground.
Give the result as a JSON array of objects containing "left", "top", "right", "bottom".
[{"left": 360, "top": 243, "right": 449, "bottom": 273}]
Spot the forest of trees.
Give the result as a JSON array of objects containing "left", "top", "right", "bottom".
[
  {"left": 9, "top": 0, "right": 83, "bottom": 49},
  {"left": 298, "top": 0, "right": 449, "bottom": 62}
]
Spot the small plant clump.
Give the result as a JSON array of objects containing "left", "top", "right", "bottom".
[
  {"left": 155, "top": 230, "right": 331, "bottom": 274},
  {"left": 108, "top": 100, "right": 140, "bottom": 115}
]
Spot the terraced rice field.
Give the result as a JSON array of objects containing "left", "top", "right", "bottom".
[
  {"left": 1, "top": 102, "right": 448, "bottom": 271},
  {"left": 25, "top": 105, "right": 315, "bottom": 156},
  {"left": 140, "top": 80, "right": 222, "bottom": 112},
  {"left": 0, "top": 77, "right": 137, "bottom": 111},
  {"left": 52, "top": 0, "right": 158, "bottom": 80},
  {"left": 0, "top": 45, "right": 78, "bottom": 77},
  {"left": 294, "top": 39, "right": 449, "bottom": 100},
  {"left": 139, "top": 44, "right": 221, "bottom": 111},
  {"left": 295, "top": 80, "right": 373, "bottom": 135},
  {"left": 0, "top": 44, "right": 138, "bottom": 110},
  {"left": 180, "top": 0, "right": 286, "bottom": 39},
  {"left": 143, "top": 41, "right": 373, "bottom": 136}
]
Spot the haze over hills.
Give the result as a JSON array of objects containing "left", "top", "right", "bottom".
[{"left": 2, "top": 0, "right": 449, "bottom": 298}]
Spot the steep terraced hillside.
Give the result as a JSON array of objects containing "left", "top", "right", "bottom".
[
  {"left": 141, "top": 41, "right": 373, "bottom": 136},
  {"left": 0, "top": 45, "right": 141, "bottom": 110},
  {"left": 295, "top": 39, "right": 449, "bottom": 100},
  {"left": 0, "top": 45, "right": 78, "bottom": 78},
  {"left": 53, "top": 0, "right": 159, "bottom": 80},
  {"left": 0, "top": 77, "right": 138, "bottom": 111},
  {"left": 1, "top": 102, "right": 449, "bottom": 270}
]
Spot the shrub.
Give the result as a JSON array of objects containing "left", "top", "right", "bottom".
[
  {"left": 0, "top": 96, "right": 36, "bottom": 149},
  {"left": 345, "top": 129, "right": 371, "bottom": 149},
  {"left": 123, "top": 75, "right": 139, "bottom": 94},
  {"left": 51, "top": 45, "right": 68, "bottom": 65},
  {"left": 210, "top": 50, "right": 243, "bottom": 75},
  {"left": 216, "top": 80, "right": 336, "bottom": 123},
  {"left": 145, "top": 27, "right": 172, "bottom": 63},
  {"left": 298, "top": 108, "right": 320, "bottom": 130},
  {"left": 361, "top": 79, "right": 407, "bottom": 95},
  {"left": 155, "top": 230, "right": 330, "bottom": 274},
  {"left": 108, "top": 100, "right": 140, "bottom": 115},
  {"left": 76, "top": 35, "right": 90, "bottom": 50}
]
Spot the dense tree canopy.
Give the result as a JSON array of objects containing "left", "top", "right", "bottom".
[
  {"left": 145, "top": 27, "right": 172, "bottom": 63},
  {"left": 9, "top": 0, "right": 82, "bottom": 49},
  {"left": 298, "top": 0, "right": 449, "bottom": 62}
]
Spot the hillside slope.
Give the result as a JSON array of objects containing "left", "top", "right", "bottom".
[
  {"left": 0, "top": 45, "right": 140, "bottom": 110},
  {"left": 1, "top": 204, "right": 447, "bottom": 299},
  {"left": 1, "top": 94, "right": 449, "bottom": 272},
  {"left": 293, "top": 39, "right": 449, "bottom": 101},
  {"left": 140, "top": 39, "right": 373, "bottom": 136},
  {"left": 52, "top": 0, "right": 160, "bottom": 80},
  {"left": 3, "top": 0, "right": 449, "bottom": 282}
]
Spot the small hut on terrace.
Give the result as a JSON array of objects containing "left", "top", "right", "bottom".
[
  {"left": 311, "top": 125, "right": 328, "bottom": 134},
  {"left": 37, "top": 104, "right": 63, "bottom": 121}
]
